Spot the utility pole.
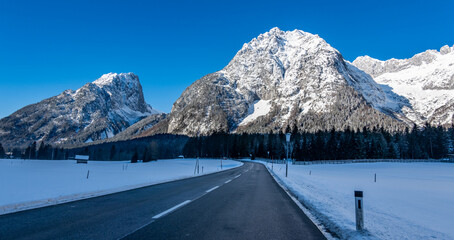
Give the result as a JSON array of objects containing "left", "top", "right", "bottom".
[{"left": 286, "top": 133, "right": 291, "bottom": 177}]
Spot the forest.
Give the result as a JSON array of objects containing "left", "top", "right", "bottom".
[
  {"left": 2, "top": 123, "right": 453, "bottom": 161},
  {"left": 183, "top": 124, "right": 454, "bottom": 161}
]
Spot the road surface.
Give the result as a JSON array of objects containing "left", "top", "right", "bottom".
[{"left": 0, "top": 162, "right": 326, "bottom": 240}]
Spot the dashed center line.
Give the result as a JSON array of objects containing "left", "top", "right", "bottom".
[
  {"left": 225, "top": 179, "right": 232, "bottom": 184},
  {"left": 206, "top": 186, "right": 219, "bottom": 193},
  {"left": 152, "top": 200, "right": 191, "bottom": 219},
  {"left": 234, "top": 174, "right": 241, "bottom": 178}
]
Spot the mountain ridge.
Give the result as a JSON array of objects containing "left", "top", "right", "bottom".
[
  {"left": 157, "top": 27, "right": 411, "bottom": 136},
  {"left": 353, "top": 44, "right": 454, "bottom": 126},
  {"left": 2, "top": 28, "right": 453, "bottom": 149},
  {"left": 0, "top": 73, "right": 160, "bottom": 149}
]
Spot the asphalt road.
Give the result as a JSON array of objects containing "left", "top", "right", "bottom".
[{"left": 0, "top": 162, "right": 326, "bottom": 240}]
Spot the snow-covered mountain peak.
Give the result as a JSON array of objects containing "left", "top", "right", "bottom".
[
  {"left": 93, "top": 72, "right": 139, "bottom": 88},
  {"left": 167, "top": 28, "right": 409, "bottom": 136},
  {"left": 0, "top": 72, "right": 160, "bottom": 148},
  {"left": 268, "top": 26, "right": 282, "bottom": 34},
  {"left": 238, "top": 27, "right": 334, "bottom": 58},
  {"left": 222, "top": 28, "right": 402, "bottom": 111},
  {"left": 353, "top": 45, "right": 454, "bottom": 126},
  {"left": 440, "top": 45, "right": 453, "bottom": 55}
]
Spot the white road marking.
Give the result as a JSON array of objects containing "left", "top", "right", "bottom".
[
  {"left": 206, "top": 186, "right": 219, "bottom": 193},
  {"left": 234, "top": 174, "right": 241, "bottom": 178},
  {"left": 152, "top": 200, "right": 191, "bottom": 219},
  {"left": 225, "top": 179, "right": 232, "bottom": 184}
]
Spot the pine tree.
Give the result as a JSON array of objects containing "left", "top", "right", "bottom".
[
  {"left": 285, "top": 125, "right": 291, "bottom": 134},
  {"left": 326, "top": 128, "right": 338, "bottom": 160},
  {"left": 144, "top": 147, "right": 153, "bottom": 162},
  {"left": 150, "top": 141, "right": 159, "bottom": 160},
  {"left": 37, "top": 142, "right": 46, "bottom": 159},
  {"left": 433, "top": 126, "right": 448, "bottom": 159},
  {"left": 450, "top": 125, "right": 454, "bottom": 154},
  {"left": 12, "top": 148, "right": 21, "bottom": 158},
  {"left": 142, "top": 148, "right": 148, "bottom": 162},
  {"left": 29, "top": 141, "right": 37, "bottom": 159},
  {"left": 110, "top": 145, "right": 116, "bottom": 160},
  {"left": 131, "top": 151, "right": 139, "bottom": 163},
  {"left": 0, "top": 143, "right": 5, "bottom": 158},
  {"left": 291, "top": 123, "right": 298, "bottom": 135},
  {"left": 408, "top": 124, "right": 422, "bottom": 159}
]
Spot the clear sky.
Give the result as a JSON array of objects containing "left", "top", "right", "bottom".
[{"left": 0, "top": 0, "right": 453, "bottom": 118}]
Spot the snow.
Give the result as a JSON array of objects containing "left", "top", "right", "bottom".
[
  {"left": 239, "top": 100, "right": 272, "bottom": 126},
  {"left": 114, "top": 106, "right": 153, "bottom": 125},
  {"left": 262, "top": 161, "right": 454, "bottom": 239},
  {"left": 0, "top": 158, "right": 242, "bottom": 215},
  {"left": 353, "top": 45, "right": 454, "bottom": 125},
  {"left": 224, "top": 27, "right": 345, "bottom": 116},
  {"left": 93, "top": 72, "right": 137, "bottom": 87}
]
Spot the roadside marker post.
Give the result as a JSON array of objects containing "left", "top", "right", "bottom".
[
  {"left": 285, "top": 133, "right": 291, "bottom": 177},
  {"left": 355, "top": 191, "right": 364, "bottom": 231},
  {"left": 194, "top": 158, "right": 200, "bottom": 175}
]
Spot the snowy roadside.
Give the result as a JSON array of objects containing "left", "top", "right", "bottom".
[
  {"left": 0, "top": 158, "right": 242, "bottom": 215},
  {"left": 254, "top": 160, "right": 454, "bottom": 240}
]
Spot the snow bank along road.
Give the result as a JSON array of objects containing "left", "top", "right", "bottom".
[
  {"left": 0, "top": 158, "right": 241, "bottom": 215},
  {"left": 0, "top": 162, "right": 325, "bottom": 240},
  {"left": 265, "top": 161, "right": 454, "bottom": 240}
]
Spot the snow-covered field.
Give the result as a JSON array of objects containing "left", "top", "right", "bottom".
[
  {"left": 264, "top": 161, "right": 454, "bottom": 240},
  {"left": 0, "top": 158, "right": 242, "bottom": 215}
]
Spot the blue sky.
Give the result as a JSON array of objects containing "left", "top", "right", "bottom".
[{"left": 0, "top": 0, "right": 453, "bottom": 117}]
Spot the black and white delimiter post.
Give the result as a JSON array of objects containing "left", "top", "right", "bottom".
[{"left": 354, "top": 190, "right": 364, "bottom": 231}]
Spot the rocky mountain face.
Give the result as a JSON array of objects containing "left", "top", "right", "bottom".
[
  {"left": 353, "top": 45, "right": 454, "bottom": 126},
  {"left": 79, "top": 113, "right": 168, "bottom": 147},
  {"left": 0, "top": 73, "right": 160, "bottom": 149},
  {"left": 156, "top": 27, "right": 410, "bottom": 136}
]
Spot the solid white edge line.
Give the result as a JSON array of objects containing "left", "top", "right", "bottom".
[
  {"left": 225, "top": 179, "right": 232, "bottom": 184},
  {"left": 205, "top": 186, "right": 219, "bottom": 193},
  {"left": 152, "top": 200, "right": 191, "bottom": 219}
]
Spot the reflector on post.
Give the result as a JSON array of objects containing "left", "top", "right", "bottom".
[{"left": 355, "top": 190, "right": 364, "bottom": 231}]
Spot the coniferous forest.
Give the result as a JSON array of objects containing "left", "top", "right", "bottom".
[
  {"left": 2, "top": 124, "right": 453, "bottom": 161},
  {"left": 183, "top": 124, "right": 453, "bottom": 161}
]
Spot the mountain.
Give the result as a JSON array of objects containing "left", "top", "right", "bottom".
[
  {"left": 0, "top": 73, "right": 160, "bottom": 149},
  {"left": 78, "top": 113, "right": 168, "bottom": 147},
  {"left": 148, "top": 27, "right": 409, "bottom": 136},
  {"left": 353, "top": 45, "right": 454, "bottom": 126}
]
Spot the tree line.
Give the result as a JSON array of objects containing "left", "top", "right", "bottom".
[
  {"left": 183, "top": 123, "right": 454, "bottom": 161},
  {"left": 2, "top": 124, "right": 453, "bottom": 161}
]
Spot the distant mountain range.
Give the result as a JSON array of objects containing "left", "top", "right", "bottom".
[
  {"left": 353, "top": 45, "right": 454, "bottom": 126},
  {"left": 1, "top": 28, "right": 453, "bottom": 149}
]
